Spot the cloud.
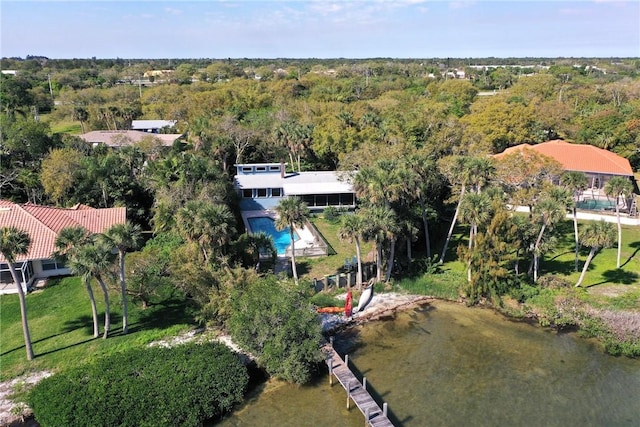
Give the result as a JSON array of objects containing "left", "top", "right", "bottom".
[{"left": 164, "top": 7, "right": 182, "bottom": 16}]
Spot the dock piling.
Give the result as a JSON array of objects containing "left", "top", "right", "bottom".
[{"left": 323, "top": 339, "right": 395, "bottom": 426}]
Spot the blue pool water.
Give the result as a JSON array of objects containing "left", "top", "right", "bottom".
[
  {"left": 247, "top": 217, "right": 299, "bottom": 255},
  {"left": 576, "top": 199, "right": 615, "bottom": 210}
]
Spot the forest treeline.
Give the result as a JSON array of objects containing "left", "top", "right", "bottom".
[
  {"left": 3, "top": 57, "right": 640, "bottom": 427},
  {"left": 2, "top": 57, "right": 639, "bottom": 212}
]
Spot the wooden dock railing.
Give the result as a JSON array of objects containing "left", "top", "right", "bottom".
[{"left": 323, "top": 337, "right": 395, "bottom": 427}]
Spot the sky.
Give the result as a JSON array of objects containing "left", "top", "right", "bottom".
[{"left": 1, "top": 0, "right": 639, "bottom": 59}]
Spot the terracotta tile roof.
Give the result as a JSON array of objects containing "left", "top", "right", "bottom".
[
  {"left": 0, "top": 201, "right": 125, "bottom": 263},
  {"left": 495, "top": 140, "right": 633, "bottom": 176}
]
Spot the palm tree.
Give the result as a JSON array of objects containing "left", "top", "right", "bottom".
[
  {"left": 189, "top": 116, "right": 212, "bottom": 151},
  {"left": 66, "top": 247, "right": 101, "bottom": 338},
  {"left": 0, "top": 227, "right": 34, "bottom": 361},
  {"left": 275, "top": 197, "right": 309, "bottom": 284},
  {"left": 69, "top": 239, "right": 115, "bottom": 339},
  {"left": 101, "top": 222, "right": 143, "bottom": 335},
  {"left": 202, "top": 203, "right": 237, "bottom": 257},
  {"left": 531, "top": 194, "right": 568, "bottom": 282},
  {"left": 362, "top": 206, "right": 397, "bottom": 283},
  {"left": 575, "top": 221, "right": 616, "bottom": 287},
  {"left": 604, "top": 176, "right": 633, "bottom": 268},
  {"left": 459, "top": 192, "right": 491, "bottom": 282},
  {"left": 338, "top": 212, "right": 366, "bottom": 289},
  {"left": 73, "top": 106, "right": 89, "bottom": 134},
  {"left": 53, "top": 226, "right": 98, "bottom": 336},
  {"left": 438, "top": 156, "right": 494, "bottom": 263},
  {"left": 240, "top": 231, "right": 276, "bottom": 270},
  {"left": 406, "top": 153, "right": 442, "bottom": 258},
  {"left": 53, "top": 226, "right": 91, "bottom": 262},
  {"left": 561, "top": 171, "right": 588, "bottom": 271},
  {"left": 177, "top": 201, "right": 236, "bottom": 263}
]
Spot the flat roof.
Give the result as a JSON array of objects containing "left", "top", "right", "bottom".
[{"left": 234, "top": 170, "right": 353, "bottom": 195}]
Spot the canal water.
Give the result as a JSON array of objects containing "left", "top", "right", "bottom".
[{"left": 216, "top": 300, "right": 640, "bottom": 426}]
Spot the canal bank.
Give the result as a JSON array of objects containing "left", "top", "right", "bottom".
[{"left": 217, "top": 298, "right": 640, "bottom": 427}]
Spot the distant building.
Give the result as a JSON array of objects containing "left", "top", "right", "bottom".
[
  {"left": 131, "top": 120, "right": 177, "bottom": 133},
  {"left": 79, "top": 130, "right": 183, "bottom": 148}
]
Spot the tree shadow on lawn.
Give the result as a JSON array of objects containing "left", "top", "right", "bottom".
[
  {"left": 541, "top": 257, "right": 575, "bottom": 276},
  {"left": 126, "top": 297, "right": 195, "bottom": 334},
  {"left": 60, "top": 312, "right": 122, "bottom": 335},
  {"left": 592, "top": 269, "right": 640, "bottom": 286},
  {"left": 35, "top": 336, "right": 96, "bottom": 358},
  {"left": 621, "top": 240, "right": 640, "bottom": 269},
  {"left": 548, "top": 250, "right": 574, "bottom": 261},
  {"left": 295, "top": 260, "right": 311, "bottom": 277}
]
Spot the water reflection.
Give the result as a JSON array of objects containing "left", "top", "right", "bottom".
[{"left": 216, "top": 300, "right": 640, "bottom": 426}]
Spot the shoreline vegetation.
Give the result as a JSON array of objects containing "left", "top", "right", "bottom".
[{"left": 1, "top": 287, "right": 638, "bottom": 426}]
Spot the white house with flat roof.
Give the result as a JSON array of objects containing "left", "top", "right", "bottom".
[
  {"left": 233, "top": 163, "right": 355, "bottom": 211},
  {"left": 131, "top": 120, "right": 177, "bottom": 133}
]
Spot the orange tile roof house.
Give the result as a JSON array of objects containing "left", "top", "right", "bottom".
[
  {"left": 0, "top": 200, "right": 126, "bottom": 294},
  {"left": 495, "top": 140, "right": 634, "bottom": 189}
]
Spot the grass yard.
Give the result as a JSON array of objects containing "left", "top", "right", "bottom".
[
  {"left": 298, "top": 216, "right": 374, "bottom": 280},
  {"left": 51, "top": 121, "right": 82, "bottom": 135},
  {"left": 2, "top": 216, "right": 638, "bottom": 381},
  {"left": 541, "top": 219, "right": 640, "bottom": 288},
  {"left": 38, "top": 113, "right": 82, "bottom": 135},
  {"left": 0, "top": 277, "right": 195, "bottom": 381}
]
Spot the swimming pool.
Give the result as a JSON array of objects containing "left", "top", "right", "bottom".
[
  {"left": 576, "top": 199, "right": 615, "bottom": 210},
  {"left": 247, "top": 216, "right": 299, "bottom": 255}
]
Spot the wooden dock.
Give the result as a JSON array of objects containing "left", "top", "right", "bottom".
[{"left": 323, "top": 338, "right": 395, "bottom": 427}]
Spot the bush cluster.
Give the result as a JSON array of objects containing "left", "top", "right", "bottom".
[
  {"left": 28, "top": 342, "right": 248, "bottom": 427},
  {"left": 228, "top": 276, "right": 324, "bottom": 384}
]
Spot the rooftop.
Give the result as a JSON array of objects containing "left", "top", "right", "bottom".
[
  {"left": 495, "top": 140, "right": 633, "bottom": 176},
  {"left": 79, "top": 130, "right": 183, "bottom": 147},
  {"left": 131, "top": 120, "right": 176, "bottom": 130},
  {"left": 0, "top": 200, "right": 126, "bottom": 263},
  {"left": 234, "top": 170, "right": 353, "bottom": 195}
]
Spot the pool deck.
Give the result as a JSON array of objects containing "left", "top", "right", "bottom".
[{"left": 242, "top": 210, "right": 318, "bottom": 255}]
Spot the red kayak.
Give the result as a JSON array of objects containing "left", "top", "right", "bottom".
[
  {"left": 317, "top": 306, "right": 344, "bottom": 314},
  {"left": 317, "top": 291, "right": 353, "bottom": 316}
]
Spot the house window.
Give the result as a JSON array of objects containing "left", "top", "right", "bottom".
[
  {"left": 269, "top": 165, "right": 281, "bottom": 172},
  {"left": 255, "top": 166, "right": 267, "bottom": 172},
  {"left": 341, "top": 193, "right": 354, "bottom": 205},
  {"left": 242, "top": 167, "right": 253, "bottom": 173},
  {"left": 271, "top": 188, "right": 282, "bottom": 197},
  {"left": 41, "top": 259, "right": 65, "bottom": 271},
  {"left": 257, "top": 188, "right": 267, "bottom": 198},
  {"left": 328, "top": 194, "right": 340, "bottom": 206},
  {"left": 242, "top": 189, "right": 253, "bottom": 198}
]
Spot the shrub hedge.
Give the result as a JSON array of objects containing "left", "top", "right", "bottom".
[{"left": 28, "top": 342, "right": 248, "bottom": 427}]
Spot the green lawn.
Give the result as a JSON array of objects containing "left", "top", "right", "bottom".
[
  {"left": 298, "top": 216, "right": 374, "bottom": 280},
  {"left": 0, "top": 277, "right": 195, "bottom": 381},
  {"left": 2, "top": 216, "right": 638, "bottom": 381},
  {"left": 541, "top": 219, "right": 640, "bottom": 288},
  {"left": 39, "top": 113, "right": 82, "bottom": 135}
]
